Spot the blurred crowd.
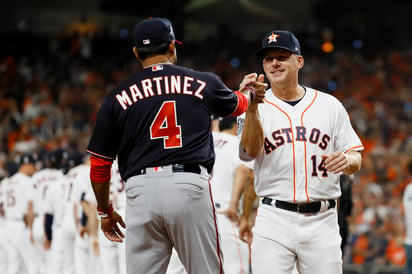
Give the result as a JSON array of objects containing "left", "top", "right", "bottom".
[{"left": 0, "top": 18, "right": 412, "bottom": 270}]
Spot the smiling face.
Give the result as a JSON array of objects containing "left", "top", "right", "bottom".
[{"left": 262, "top": 48, "right": 304, "bottom": 86}]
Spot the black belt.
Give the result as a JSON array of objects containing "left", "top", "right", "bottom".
[
  {"left": 136, "top": 164, "right": 201, "bottom": 175},
  {"left": 262, "top": 197, "right": 336, "bottom": 214}
]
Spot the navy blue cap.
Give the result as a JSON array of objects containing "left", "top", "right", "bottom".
[
  {"left": 66, "top": 151, "right": 85, "bottom": 167},
  {"left": 16, "top": 153, "right": 37, "bottom": 166},
  {"left": 47, "top": 149, "right": 65, "bottom": 169},
  {"left": 256, "top": 30, "right": 301, "bottom": 58},
  {"left": 133, "top": 17, "right": 181, "bottom": 48},
  {"left": 219, "top": 116, "right": 237, "bottom": 131}
]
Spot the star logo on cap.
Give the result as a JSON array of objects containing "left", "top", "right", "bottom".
[{"left": 267, "top": 33, "right": 280, "bottom": 44}]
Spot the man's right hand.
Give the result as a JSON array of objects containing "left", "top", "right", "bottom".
[
  {"left": 239, "top": 215, "right": 253, "bottom": 245},
  {"left": 101, "top": 210, "right": 126, "bottom": 243},
  {"left": 239, "top": 73, "right": 267, "bottom": 104}
]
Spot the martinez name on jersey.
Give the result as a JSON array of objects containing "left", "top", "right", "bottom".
[{"left": 115, "top": 67, "right": 206, "bottom": 110}]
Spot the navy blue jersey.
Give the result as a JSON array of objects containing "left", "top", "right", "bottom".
[{"left": 87, "top": 64, "right": 240, "bottom": 181}]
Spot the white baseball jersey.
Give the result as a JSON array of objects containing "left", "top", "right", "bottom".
[
  {"left": 31, "top": 168, "right": 65, "bottom": 274},
  {"left": 211, "top": 131, "right": 246, "bottom": 210},
  {"left": 32, "top": 168, "right": 66, "bottom": 217},
  {"left": 240, "top": 87, "right": 364, "bottom": 203},
  {"left": 2, "top": 172, "right": 35, "bottom": 274},
  {"left": 69, "top": 163, "right": 103, "bottom": 274},
  {"left": 0, "top": 178, "right": 8, "bottom": 273},
  {"left": 403, "top": 182, "right": 412, "bottom": 245},
  {"left": 3, "top": 172, "right": 34, "bottom": 220}
]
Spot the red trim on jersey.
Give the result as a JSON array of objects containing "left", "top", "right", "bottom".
[
  {"left": 344, "top": 145, "right": 364, "bottom": 153},
  {"left": 90, "top": 155, "right": 113, "bottom": 183},
  {"left": 86, "top": 150, "right": 116, "bottom": 160},
  {"left": 231, "top": 91, "right": 249, "bottom": 117},
  {"left": 300, "top": 90, "right": 318, "bottom": 202},
  {"left": 208, "top": 181, "right": 224, "bottom": 274},
  {"left": 264, "top": 98, "right": 296, "bottom": 202}
]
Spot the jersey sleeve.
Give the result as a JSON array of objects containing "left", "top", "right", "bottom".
[
  {"left": 334, "top": 103, "right": 364, "bottom": 153},
  {"left": 203, "top": 73, "right": 239, "bottom": 117},
  {"left": 87, "top": 96, "right": 119, "bottom": 159}
]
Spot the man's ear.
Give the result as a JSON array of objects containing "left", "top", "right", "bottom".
[
  {"left": 133, "top": 47, "right": 142, "bottom": 61},
  {"left": 168, "top": 41, "right": 176, "bottom": 54}
]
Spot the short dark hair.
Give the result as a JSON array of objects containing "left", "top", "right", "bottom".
[
  {"left": 219, "top": 116, "right": 237, "bottom": 131},
  {"left": 136, "top": 42, "right": 170, "bottom": 60}
]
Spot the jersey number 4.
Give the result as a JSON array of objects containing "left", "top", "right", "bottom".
[{"left": 150, "top": 101, "right": 182, "bottom": 149}]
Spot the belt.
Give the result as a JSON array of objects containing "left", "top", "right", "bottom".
[
  {"left": 262, "top": 197, "right": 336, "bottom": 214},
  {"left": 136, "top": 164, "right": 202, "bottom": 175}
]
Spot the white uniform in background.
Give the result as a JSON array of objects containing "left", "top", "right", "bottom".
[
  {"left": 42, "top": 168, "right": 70, "bottom": 274},
  {"left": 0, "top": 178, "right": 9, "bottom": 273},
  {"left": 31, "top": 168, "right": 65, "bottom": 274},
  {"left": 70, "top": 163, "right": 102, "bottom": 274},
  {"left": 98, "top": 160, "right": 127, "bottom": 274},
  {"left": 3, "top": 172, "right": 35, "bottom": 274},
  {"left": 211, "top": 131, "right": 251, "bottom": 274}
]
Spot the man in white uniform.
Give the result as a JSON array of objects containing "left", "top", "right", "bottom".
[
  {"left": 403, "top": 159, "right": 412, "bottom": 274},
  {"left": 0, "top": 177, "right": 8, "bottom": 273},
  {"left": 31, "top": 150, "right": 65, "bottom": 274},
  {"left": 70, "top": 154, "right": 102, "bottom": 274},
  {"left": 239, "top": 30, "right": 363, "bottom": 274},
  {"left": 3, "top": 154, "right": 37, "bottom": 274},
  {"left": 211, "top": 116, "right": 252, "bottom": 274}
]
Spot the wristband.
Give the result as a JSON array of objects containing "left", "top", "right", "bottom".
[
  {"left": 244, "top": 86, "right": 256, "bottom": 103},
  {"left": 97, "top": 203, "right": 114, "bottom": 218}
]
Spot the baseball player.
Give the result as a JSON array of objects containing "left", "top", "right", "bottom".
[
  {"left": 0, "top": 177, "right": 8, "bottom": 273},
  {"left": 210, "top": 116, "right": 252, "bottom": 273},
  {"left": 70, "top": 154, "right": 102, "bottom": 274},
  {"left": 86, "top": 17, "right": 266, "bottom": 274},
  {"left": 3, "top": 154, "right": 37, "bottom": 274},
  {"left": 238, "top": 30, "right": 364, "bottom": 274},
  {"left": 31, "top": 149, "right": 65, "bottom": 274},
  {"left": 41, "top": 149, "right": 76, "bottom": 274}
]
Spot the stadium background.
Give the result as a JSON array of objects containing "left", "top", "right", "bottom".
[{"left": 1, "top": 0, "right": 412, "bottom": 273}]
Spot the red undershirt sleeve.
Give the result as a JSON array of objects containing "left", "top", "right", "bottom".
[
  {"left": 231, "top": 91, "right": 249, "bottom": 117},
  {"left": 90, "top": 155, "right": 113, "bottom": 183}
]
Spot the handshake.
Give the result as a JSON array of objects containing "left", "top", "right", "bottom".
[{"left": 239, "top": 73, "right": 268, "bottom": 105}]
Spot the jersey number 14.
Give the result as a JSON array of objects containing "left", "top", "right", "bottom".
[{"left": 150, "top": 101, "right": 182, "bottom": 149}]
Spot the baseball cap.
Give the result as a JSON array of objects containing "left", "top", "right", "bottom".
[
  {"left": 133, "top": 17, "right": 181, "bottom": 48},
  {"left": 16, "top": 153, "right": 37, "bottom": 166},
  {"left": 256, "top": 30, "right": 301, "bottom": 58}
]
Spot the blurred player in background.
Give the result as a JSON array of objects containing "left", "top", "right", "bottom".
[
  {"left": 0, "top": 176, "right": 8, "bottom": 273},
  {"left": 31, "top": 149, "right": 66, "bottom": 274},
  {"left": 338, "top": 174, "right": 354, "bottom": 257},
  {"left": 69, "top": 153, "right": 102, "bottom": 274},
  {"left": 3, "top": 153, "right": 37, "bottom": 274},
  {"left": 42, "top": 149, "right": 73, "bottom": 274},
  {"left": 211, "top": 116, "right": 252, "bottom": 273}
]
